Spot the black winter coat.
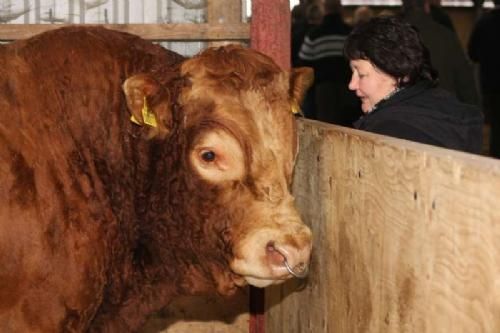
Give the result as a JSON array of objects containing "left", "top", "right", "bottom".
[{"left": 354, "top": 81, "right": 484, "bottom": 154}]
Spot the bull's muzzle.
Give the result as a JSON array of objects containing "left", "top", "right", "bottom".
[
  {"left": 230, "top": 214, "right": 312, "bottom": 288},
  {"left": 265, "top": 238, "right": 311, "bottom": 279}
]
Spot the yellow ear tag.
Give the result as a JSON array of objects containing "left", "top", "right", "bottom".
[
  {"left": 141, "top": 96, "right": 157, "bottom": 128},
  {"left": 130, "top": 114, "right": 141, "bottom": 125},
  {"left": 291, "top": 100, "right": 303, "bottom": 116},
  {"left": 130, "top": 96, "right": 158, "bottom": 127}
]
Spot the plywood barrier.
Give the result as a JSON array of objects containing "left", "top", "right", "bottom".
[{"left": 266, "top": 119, "right": 500, "bottom": 333}]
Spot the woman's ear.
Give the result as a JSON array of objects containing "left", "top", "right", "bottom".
[{"left": 123, "top": 74, "right": 172, "bottom": 139}]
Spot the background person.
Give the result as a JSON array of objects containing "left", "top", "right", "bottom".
[
  {"left": 428, "top": 0, "right": 456, "bottom": 32},
  {"left": 291, "top": 0, "right": 325, "bottom": 119},
  {"left": 344, "top": 16, "right": 483, "bottom": 153},
  {"left": 352, "top": 5, "right": 374, "bottom": 26},
  {"left": 468, "top": 0, "right": 500, "bottom": 158},
  {"left": 297, "top": 0, "right": 361, "bottom": 126},
  {"left": 400, "top": 0, "right": 479, "bottom": 106},
  {"left": 291, "top": 0, "right": 324, "bottom": 68}
]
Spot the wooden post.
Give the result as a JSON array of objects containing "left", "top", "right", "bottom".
[
  {"left": 207, "top": 0, "right": 243, "bottom": 47},
  {"left": 250, "top": 0, "right": 291, "bottom": 70},
  {"left": 249, "top": 286, "right": 266, "bottom": 333},
  {"left": 249, "top": 2, "right": 290, "bottom": 332}
]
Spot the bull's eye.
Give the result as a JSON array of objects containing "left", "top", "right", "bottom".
[
  {"left": 201, "top": 150, "right": 216, "bottom": 162},
  {"left": 190, "top": 129, "right": 244, "bottom": 183}
]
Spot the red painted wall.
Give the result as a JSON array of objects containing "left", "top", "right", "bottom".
[{"left": 250, "top": 0, "right": 291, "bottom": 70}]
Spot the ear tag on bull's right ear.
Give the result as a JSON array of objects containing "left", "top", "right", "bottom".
[
  {"left": 141, "top": 96, "right": 158, "bottom": 128},
  {"left": 291, "top": 99, "right": 303, "bottom": 116}
]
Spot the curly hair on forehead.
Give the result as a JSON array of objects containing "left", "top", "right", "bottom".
[{"left": 344, "top": 16, "right": 438, "bottom": 87}]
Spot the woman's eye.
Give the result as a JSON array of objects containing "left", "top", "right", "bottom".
[{"left": 201, "top": 150, "right": 216, "bottom": 162}]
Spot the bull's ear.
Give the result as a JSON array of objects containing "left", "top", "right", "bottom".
[
  {"left": 289, "top": 67, "right": 314, "bottom": 107},
  {"left": 122, "top": 74, "right": 172, "bottom": 139}
]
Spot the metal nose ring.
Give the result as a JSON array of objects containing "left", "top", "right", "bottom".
[{"left": 283, "top": 258, "right": 309, "bottom": 279}]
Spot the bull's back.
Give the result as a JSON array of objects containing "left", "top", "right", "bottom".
[{"left": 1, "top": 26, "right": 182, "bottom": 140}]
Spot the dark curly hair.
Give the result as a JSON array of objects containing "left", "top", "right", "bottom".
[{"left": 344, "top": 16, "right": 438, "bottom": 87}]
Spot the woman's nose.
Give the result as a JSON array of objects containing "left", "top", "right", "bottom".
[{"left": 348, "top": 76, "right": 357, "bottom": 91}]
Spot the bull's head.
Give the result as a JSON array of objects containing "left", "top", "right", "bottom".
[{"left": 123, "top": 45, "right": 313, "bottom": 295}]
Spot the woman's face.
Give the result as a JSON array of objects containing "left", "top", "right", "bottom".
[{"left": 349, "top": 59, "right": 398, "bottom": 113}]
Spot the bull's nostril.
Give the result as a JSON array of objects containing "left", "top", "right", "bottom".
[
  {"left": 266, "top": 241, "right": 276, "bottom": 252},
  {"left": 266, "top": 241, "right": 287, "bottom": 266}
]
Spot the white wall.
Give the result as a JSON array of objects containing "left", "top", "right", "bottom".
[{"left": 0, "top": 0, "right": 210, "bottom": 55}]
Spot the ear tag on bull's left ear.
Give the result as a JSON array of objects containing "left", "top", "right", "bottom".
[
  {"left": 130, "top": 97, "right": 158, "bottom": 127},
  {"left": 141, "top": 96, "right": 157, "bottom": 128},
  {"left": 130, "top": 114, "right": 142, "bottom": 125}
]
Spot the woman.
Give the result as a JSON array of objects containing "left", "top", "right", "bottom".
[{"left": 344, "top": 16, "right": 483, "bottom": 154}]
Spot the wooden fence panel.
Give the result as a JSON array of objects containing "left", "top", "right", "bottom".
[
  {"left": 266, "top": 119, "right": 500, "bottom": 333},
  {"left": 0, "top": 23, "right": 249, "bottom": 41}
]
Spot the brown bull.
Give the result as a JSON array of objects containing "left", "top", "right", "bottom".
[{"left": 0, "top": 27, "right": 313, "bottom": 332}]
